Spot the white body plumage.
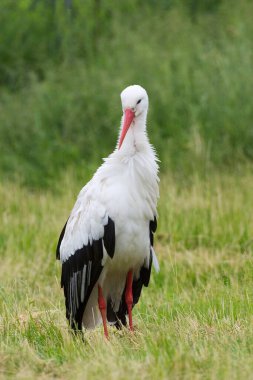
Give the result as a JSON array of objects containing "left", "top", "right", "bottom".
[{"left": 58, "top": 85, "right": 159, "bottom": 330}]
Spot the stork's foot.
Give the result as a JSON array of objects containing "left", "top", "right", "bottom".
[
  {"left": 125, "top": 270, "right": 134, "bottom": 331},
  {"left": 98, "top": 285, "right": 109, "bottom": 339}
]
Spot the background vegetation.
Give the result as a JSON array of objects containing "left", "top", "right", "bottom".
[
  {"left": 0, "top": 0, "right": 253, "bottom": 187},
  {"left": 0, "top": 1, "right": 253, "bottom": 379}
]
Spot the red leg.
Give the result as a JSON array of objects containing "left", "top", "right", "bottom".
[
  {"left": 98, "top": 285, "right": 109, "bottom": 339},
  {"left": 125, "top": 270, "right": 134, "bottom": 331}
]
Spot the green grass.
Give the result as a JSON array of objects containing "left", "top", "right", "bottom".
[{"left": 1, "top": 169, "right": 252, "bottom": 379}]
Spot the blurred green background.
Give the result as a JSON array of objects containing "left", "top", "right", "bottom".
[{"left": 0, "top": 0, "right": 252, "bottom": 188}]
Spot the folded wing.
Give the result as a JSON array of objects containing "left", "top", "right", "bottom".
[{"left": 56, "top": 182, "right": 115, "bottom": 330}]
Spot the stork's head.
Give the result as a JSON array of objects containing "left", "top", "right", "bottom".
[{"left": 119, "top": 85, "right": 148, "bottom": 149}]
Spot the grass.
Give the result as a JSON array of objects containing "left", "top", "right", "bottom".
[{"left": 0, "top": 168, "right": 252, "bottom": 379}]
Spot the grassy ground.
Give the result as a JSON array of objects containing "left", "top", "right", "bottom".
[{"left": 0, "top": 169, "right": 252, "bottom": 379}]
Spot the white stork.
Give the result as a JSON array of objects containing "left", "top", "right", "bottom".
[{"left": 56, "top": 85, "right": 159, "bottom": 338}]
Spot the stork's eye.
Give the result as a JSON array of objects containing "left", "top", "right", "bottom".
[{"left": 137, "top": 99, "right": 142, "bottom": 105}]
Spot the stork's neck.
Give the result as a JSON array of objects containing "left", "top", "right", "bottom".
[{"left": 117, "top": 112, "right": 149, "bottom": 155}]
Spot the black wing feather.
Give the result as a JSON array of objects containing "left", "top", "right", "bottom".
[
  {"left": 103, "top": 217, "right": 115, "bottom": 258},
  {"left": 56, "top": 219, "right": 68, "bottom": 259},
  {"left": 57, "top": 217, "right": 115, "bottom": 331}
]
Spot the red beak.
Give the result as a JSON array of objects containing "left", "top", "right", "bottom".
[{"left": 119, "top": 109, "right": 135, "bottom": 149}]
